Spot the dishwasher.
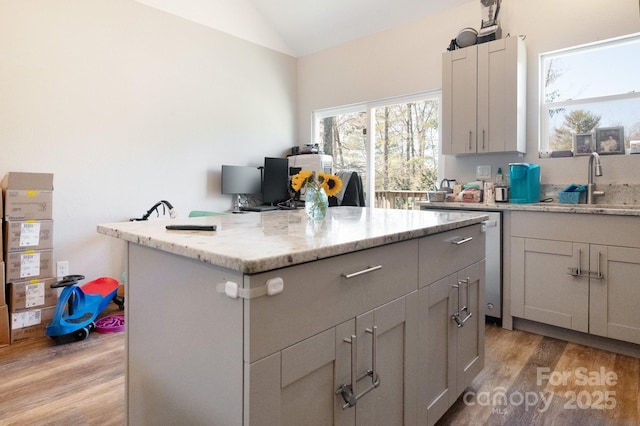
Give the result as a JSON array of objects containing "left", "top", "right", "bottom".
[{"left": 425, "top": 208, "right": 502, "bottom": 322}]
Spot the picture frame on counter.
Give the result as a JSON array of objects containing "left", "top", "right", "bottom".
[
  {"left": 595, "top": 126, "right": 625, "bottom": 155},
  {"left": 573, "top": 133, "right": 594, "bottom": 156}
]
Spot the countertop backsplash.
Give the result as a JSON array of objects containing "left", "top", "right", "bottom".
[{"left": 541, "top": 183, "right": 640, "bottom": 206}]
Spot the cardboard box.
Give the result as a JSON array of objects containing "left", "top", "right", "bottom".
[
  {"left": 0, "top": 262, "right": 5, "bottom": 306},
  {"left": 3, "top": 190, "right": 53, "bottom": 220},
  {"left": 0, "top": 304, "right": 10, "bottom": 347},
  {"left": 1, "top": 172, "right": 54, "bottom": 190},
  {"left": 5, "top": 249, "right": 54, "bottom": 283},
  {"left": 4, "top": 220, "right": 54, "bottom": 253},
  {"left": 8, "top": 278, "right": 57, "bottom": 312},
  {"left": 4, "top": 219, "right": 54, "bottom": 253},
  {"left": 10, "top": 306, "right": 55, "bottom": 343},
  {"left": 2, "top": 172, "right": 54, "bottom": 221}
]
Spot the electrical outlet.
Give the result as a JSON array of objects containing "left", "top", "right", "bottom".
[
  {"left": 476, "top": 165, "right": 492, "bottom": 180},
  {"left": 56, "top": 260, "right": 69, "bottom": 278}
]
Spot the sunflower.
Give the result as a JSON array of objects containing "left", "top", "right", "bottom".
[
  {"left": 290, "top": 170, "right": 343, "bottom": 197},
  {"left": 318, "top": 172, "right": 343, "bottom": 197},
  {"left": 291, "top": 170, "right": 314, "bottom": 192}
]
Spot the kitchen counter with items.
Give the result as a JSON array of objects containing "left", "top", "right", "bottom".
[
  {"left": 419, "top": 182, "right": 640, "bottom": 217},
  {"left": 419, "top": 199, "right": 640, "bottom": 217},
  {"left": 98, "top": 207, "right": 487, "bottom": 273},
  {"left": 98, "top": 207, "right": 488, "bottom": 425}
]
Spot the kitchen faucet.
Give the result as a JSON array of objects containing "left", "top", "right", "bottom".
[{"left": 587, "top": 152, "right": 604, "bottom": 204}]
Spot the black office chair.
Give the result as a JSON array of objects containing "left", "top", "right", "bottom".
[{"left": 329, "top": 171, "right": 365, "bottom": 207}]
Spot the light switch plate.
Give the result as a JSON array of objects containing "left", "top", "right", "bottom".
[{"left": 476, "top": 165, "right": 491, "bottom": 180}]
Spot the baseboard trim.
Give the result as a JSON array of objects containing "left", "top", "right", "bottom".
[{"left": 513, "top": 317, "right": 640, "bottom": 359}]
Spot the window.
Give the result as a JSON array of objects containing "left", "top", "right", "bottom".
[
  {"left": 313, "top": 92, "right": 441, "bottom": 208},
  {"left": 539, "top": 33, "right": 640, "bottom": 156}
]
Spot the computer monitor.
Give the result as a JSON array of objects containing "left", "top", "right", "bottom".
[
  {"left": 262, "top": 157, "right": 290, "bottom": 206},
  {"left": 221, "top": 165, "right": 262, "bottom": 212}
]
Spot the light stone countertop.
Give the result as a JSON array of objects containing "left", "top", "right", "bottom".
[
  {"left": 97, "top": 206, "right": 488, "bottom": 274},
  {"left": 419, "top": 183, "right": 640, "bottom": 217},
  {"left": 418, "top": 201, "right": 640, "bottom": 217}
]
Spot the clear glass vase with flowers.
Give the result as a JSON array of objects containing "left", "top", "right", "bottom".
[{"left": 291, "top": 170, "right": 342, "bottom": 220}]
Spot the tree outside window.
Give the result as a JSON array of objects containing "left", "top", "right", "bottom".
[
  {"left": 315, "top": 93, "right": 440, "bottom": 209},
  {"left": 540, "top": 34, "right": 640, "bottom": 155}
]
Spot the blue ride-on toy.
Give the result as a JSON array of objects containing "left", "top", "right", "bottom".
[{"left": 45, "top": 275, "right": 123, "bottom": 341}]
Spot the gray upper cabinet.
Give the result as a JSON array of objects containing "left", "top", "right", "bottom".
[{"left": 442, "top": 36, "right": 527, "bottom": 155}]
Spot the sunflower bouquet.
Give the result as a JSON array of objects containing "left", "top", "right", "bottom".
[
  {"left": 291, "top": 170, "right": 342, "bottom": 196},
  {"left": 291, "top": 170, "right": 342, "bottom": 220}
]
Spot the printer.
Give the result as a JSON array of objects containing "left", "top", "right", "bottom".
[{"left": 288, "top": 154, "right": 333, "bottom": 175}]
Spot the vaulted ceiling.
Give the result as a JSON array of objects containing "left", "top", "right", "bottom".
[{"left": 135, "top": 0, "right": 475, "bottom": 57}]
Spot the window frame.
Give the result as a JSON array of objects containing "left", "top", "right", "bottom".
[
  {"left": 312, "top": 90, "right": 442, "bottom": 207},
  {"left": 538, "top": 32, "right": 640, "bottom": 154}
]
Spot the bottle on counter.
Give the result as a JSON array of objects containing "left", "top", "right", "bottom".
[
  {"left": 495, "top": 168, "right": 505, "bottom": 186},
  {"left": 484, "top": 182, "right": 495, "bottom": 205}
]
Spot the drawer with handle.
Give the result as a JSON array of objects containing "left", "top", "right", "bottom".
[
  {"left": 418, "top": 224, "right": 484, "bottom": 288},
  {"left": 244, "top": 239, "right": 418, "bottom": 362}
]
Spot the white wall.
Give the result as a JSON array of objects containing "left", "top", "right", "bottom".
[
  {"left": 0, "top": 0, "right": 297, "bottom": 281},
  {"left": 297, "top": 0, "right": 640, "bottom": 185}
]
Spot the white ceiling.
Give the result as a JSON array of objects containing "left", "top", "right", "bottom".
[{"left": 135, "top": 0, "right": 475, "bottom": 57}]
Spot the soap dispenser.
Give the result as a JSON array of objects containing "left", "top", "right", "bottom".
[
  {"left": 494, "top": 168, "right": 509, "bottom": 202},
  {"left": 495, "top": 168, "right": 505, "bottom": 186}
]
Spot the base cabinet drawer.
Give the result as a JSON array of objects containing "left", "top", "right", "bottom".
[
  {"left": 419, "top": 224, "right": 484, "bottom": 288},
  {"left": 245, "top": 240, "right": 419, "bottom": 362}
]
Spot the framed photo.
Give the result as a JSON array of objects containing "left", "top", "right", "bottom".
[
  {"left": 595, "top": 126, "right": 624, "bottom": 155},
  {"left": 573, "top": 133, "right": 594, "bottom": 156}
]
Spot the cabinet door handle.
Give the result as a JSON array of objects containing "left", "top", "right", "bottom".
[
  {"left": 482, "top": 129, "right": 486, "bottom": 150},
  {"left": 342, "top": 265, "right": 382, "bottom": 279},
  {"left": 452, "top": 237, "right": 473, "bottom": 245},
  {"left": 567, "top": 249, "right": 604, "bottom": 280},
  {"left": 336, "top": 326, "right": 381, "bottom": 409},
  {"left": 468, "top": 131, "right": 473, "bottom": 151},
  {"left": 451, "top": 278, "right": 473, "bottom": 327},
  {"left": 577, "top": 248, "right": 582, "bottom": 276}
]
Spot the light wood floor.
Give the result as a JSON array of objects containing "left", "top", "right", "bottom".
[
  {"left": 0, "top": 304, "right": 125, "bottom": 425},
  {"left": 1, "top": 316, "right": 638, "bottom": 425},
  {"left": 437, "top": 325, "right": 640, "bottom": 426}
]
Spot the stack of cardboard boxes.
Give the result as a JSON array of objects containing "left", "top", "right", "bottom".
[
  {"left": 2, "top": 172, "right": 56, "bottom": 344},
  {"left": 0, "top": 193, "right": 8, "bottom": 347}
]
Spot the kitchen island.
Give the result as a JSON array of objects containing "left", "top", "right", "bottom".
[{"left": 98, "top": 207, "right": 488, "bottom": 425}]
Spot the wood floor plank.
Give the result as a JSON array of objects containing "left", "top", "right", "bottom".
[
  {"left": 608, "top": 353, "right": 640, "bottom": 425},
  {"left": 435, "top": 326, "right": 544, "bottom": 425},
  {"left": 485, "top": 336, "right": 567, "bottom": 425},
  {"left": 0, "top": 305, "right": 125, "bottom": 425},
  {"left": 437, "top": 324, "right": 640, "bottom": 426},
  {"left": 2, "top": 316, "right": 638, "bottom": 425}
]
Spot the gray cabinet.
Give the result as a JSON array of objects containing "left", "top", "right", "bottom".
[
  {"left": 418, "top": 261, "right": 485, "bottom": 426},
  {"left": 417, "top": 225, "right": 485, "bottom": 426},
  {"left": 244, "top": 239, "right": 420, "bottom": 425},
  {"left": 510, "top": 212, "right": 640, "bottom": 345},
  {"left": 125, "top": 225, "right": 486, "bottom": 425},
  {"left": 442, "top": 36, "right": 526, "bottom": 155},
  {"left": 510, "top": 237, "right": 589, "bottom": 332},
  {"left": 246, "top": 294, "right": 419, "bottom": 426},
  {"left": 589, "top": 245, "right": 640, "bottom": 344},
  {"left": 442, "top": 44, "right": 477, "bottom": 155}
]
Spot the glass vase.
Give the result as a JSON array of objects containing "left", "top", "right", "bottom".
[{"left": 305, "top": 185, "right": 329, "bottom": 220}]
